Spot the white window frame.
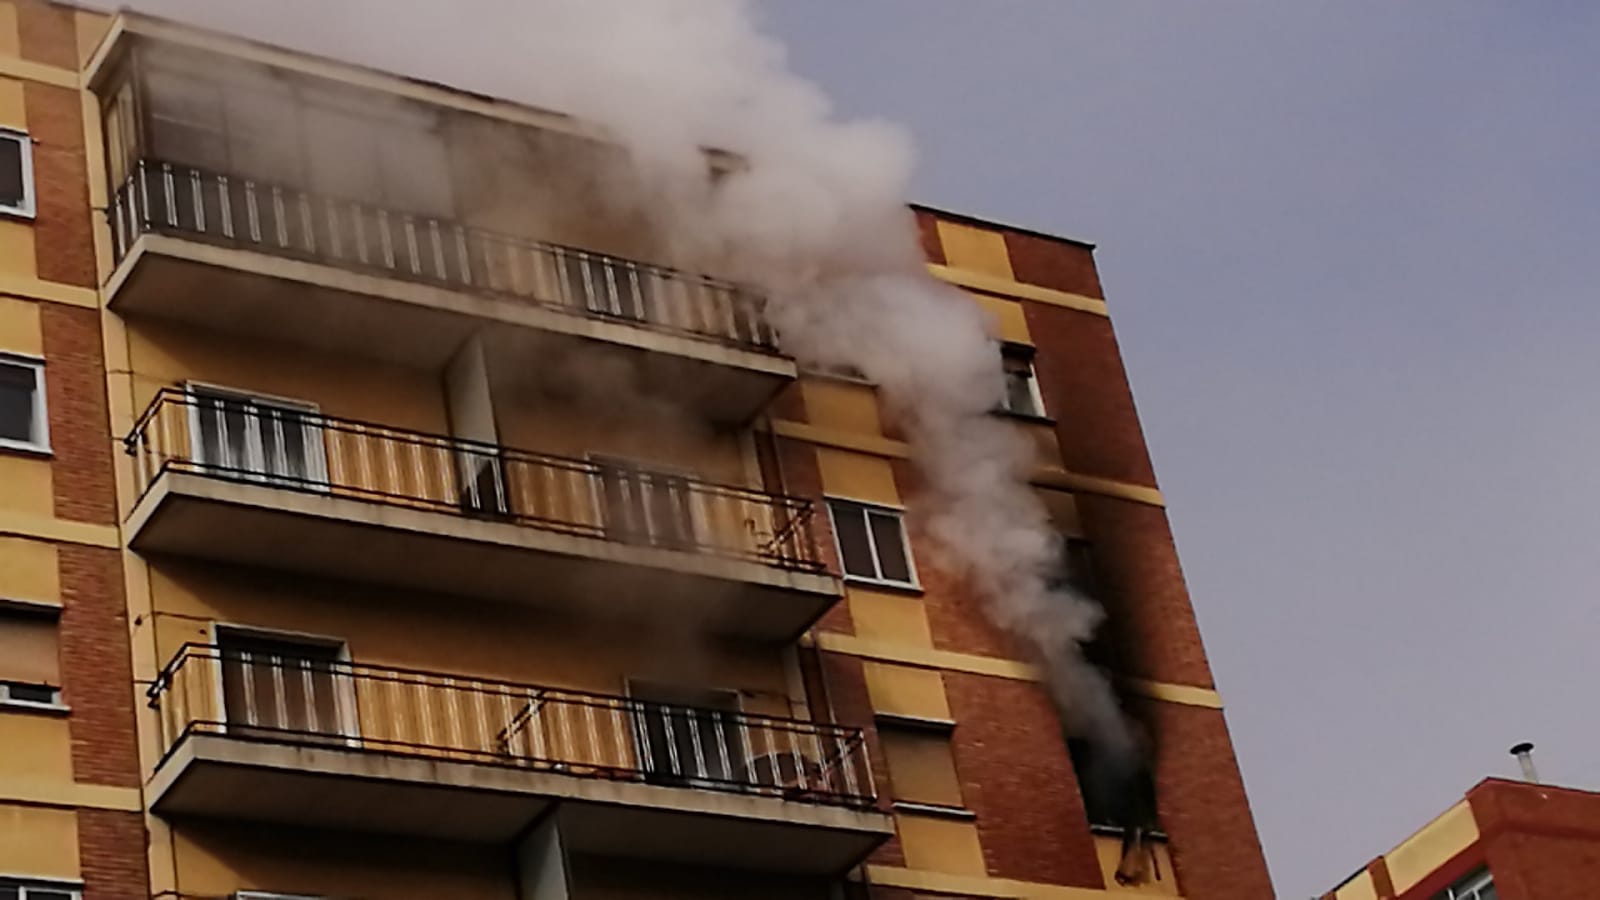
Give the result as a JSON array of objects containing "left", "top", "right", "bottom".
[
  {"left": 208, "top": 622, "right": 360, "bottom": 746},
  {"left": 0, "top": 875, "right": 83, "bottom": 900},
  {"left": 234, "top": 893, "right": 328, "bottom": 900},
  {"left": 0, "top": 127, "right": 36, "bottom": 219},
  {"left": 0, "top": 681, "right": 65, "bottom": 711},
  {"left": 1440, "top": 869, "right": 1496, "bottom": 900},
  {"left": 1000, "top": 346, "right": 1046, "bottom": 419},
  {"left": 826, "top": 497, "right": 919, "bottom": 589},
  {"left": 184, "top": 382, "right": 329, "bottom": 490},
  {"left": 0, "top": 353, "right": 49, "bottom": 455}
]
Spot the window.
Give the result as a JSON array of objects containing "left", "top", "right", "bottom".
[
  {"left": 629, "top": 682, "right": 742, "bottom": 785},
  {"left": 0, "top": 877, "right": 79, "bottom": 900},
  {"left": 0, "top": 354, "right": 48, "bottom": 453},
  {"left": 0, "top": 608, "right": 60, "bottom": 709},
  {"left": 1000, "top": 346, "right": 1045, "bottom": 418},
  {"left": 827, "top": 500, "right": 916, "bottom": 587},
  {"left": 0, "top": 128, "right": 35, "bottom": 218},
  {"left": 1068, "top": 736, "right": 1157, "bottom": 831},
  {"left": 187, "top": 386, "right": 327, "bottom": 487},
  {"left": 880, "top": 726, "right": 964, "bottom": 810},
  {"left": 1437, "top": 869, "right": 1497, "bottom": 900},
  {"left": 593, "top": 456, "right": 698, "bottom": 550},
  {"left": 217, "top": 630, "right": 354, "bottom": 741}
]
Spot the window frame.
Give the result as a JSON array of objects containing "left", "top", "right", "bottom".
[
  {"left": 183, "top": 382, "right": 329, "bottom": 490},
  {"left": 1439, "top": 868, "right": 1496, "bottom": 900},
  {"left": 209, "top": 622, "right": 360, "bottom": 745},
  {"left": 825, "top": 497, "right": 919, "bottom": 590},
  {"left": 0, "top": 875, "right": 83, "bottom": 900},
  {"left": 0, "top": 127, "right": 37, "bottom": 219},
  {"left": 998, "top": 344, "right": 1047, "bottom": 420},
  {"left": 0, "top": 353, "right": 50, "bottom": 455}
]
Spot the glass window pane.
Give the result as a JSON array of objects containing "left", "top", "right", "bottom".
[
  {"left": 0, "top": 362, "right": 37, "bottom": 444},
  {"left": 0, "top": 885, "right": 20, "bottom": 900},
  {"left": 868, "top": 510, "right": 912, "bottom": 584},
  {"left": 829, "top": 503, "right": 877, "bottom": 578},
  {"left": 28, "top": 889, "right": 74, "bottom": 900},
  {"left": 0, "top": 137, "right": 24, "bottom": 209}
]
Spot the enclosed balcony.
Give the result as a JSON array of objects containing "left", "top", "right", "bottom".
[
  {"left": 92, "top": 28, "right": 796, "bottom": 423},
  {"left": 147, "top": 645, "right": 890, "bottom": 874},
  {"left": 124, "top": 390, "right": 840, "bottom": 640}
]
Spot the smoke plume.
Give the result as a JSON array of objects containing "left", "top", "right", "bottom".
[{"left": 111, "top": 0, "right": 1135, "bottom": 757}]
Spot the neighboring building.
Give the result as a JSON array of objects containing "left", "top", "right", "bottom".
[
  {"left": 0, "top": 2, "right": 1273, "bottom": 898},
  {"left": 1324, "top": 773, "right": 1600, "bottom": 900}
]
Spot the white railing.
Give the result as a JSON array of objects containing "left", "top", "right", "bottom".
[{"left": 110, "top": 159, "right": 777, "bottom": 352}]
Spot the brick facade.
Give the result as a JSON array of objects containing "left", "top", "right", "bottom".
[
  {"left": 41, "top": 304, "right": 118, "bottom": 526},
  {"left": 24, "top": 81, "right": 99, "bottom": 289},
  {"left": 77, "top": 810, "right": 150, "bottom": 900},
  {"left": 56, "top": 544, "right": 140, "bottom": 788}
]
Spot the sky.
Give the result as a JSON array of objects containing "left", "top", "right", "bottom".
[
  {"left": 99, "top": 1, "right": 1600, "bottom": 895},
  {"left": 744, "top": 3, "right": 1600, "bottom": 894}
]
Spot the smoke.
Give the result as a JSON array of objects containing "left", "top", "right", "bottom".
[{"left": 110, "top": 0, "right": 1135, "bottom": 757}]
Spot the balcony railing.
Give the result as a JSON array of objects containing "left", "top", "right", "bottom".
[
  {"left": 150, "top": 644, "right": 876, "bottom": 809},
  {"left": 109, "top": 159, "right": 777, "bottom": 353},
  {"left": 124, "top": 388, "right": 824, "bottom": 572}
]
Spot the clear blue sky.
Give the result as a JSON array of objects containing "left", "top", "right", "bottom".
[
  {"left": 104, "top": 1, "right": 1600, "bottom": 894},
  {"left": 749, "top": 2, "right": 1600, "bottom": 894}
]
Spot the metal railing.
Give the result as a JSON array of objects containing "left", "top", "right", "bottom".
[
  {"left": 124, "top": 389, "right": 823, "bottom": 572},
  {"left": 109, "top": 158, "right": 777, "bottom": 353},
  {"left": 150, "top": 644, "right": 876, "bottom": 809}
]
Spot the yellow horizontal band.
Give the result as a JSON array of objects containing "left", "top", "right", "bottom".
[
  {"left": 0, "top": 777, "right": 142, "bottom": 812},
  {"left": 769, "top": 420, "right": 1164, "bottom": 507},
  {"left": 0, "top": 511, "right": 121, "bottom": 549},
  {"left": 928, "top": 264, "right": 1110, "bottom": 318},
  {"left": 0, "top": 274, "right": 101, "bottom": 310},
  {"left": 863, "top": 864, "right": 1182, "bottom": 899},
  {"left": 815, "top": 632, "right": 1222, "bottom": 710},
  {"left": 0, "top": 55, "right": 81, "bottom": 90}
]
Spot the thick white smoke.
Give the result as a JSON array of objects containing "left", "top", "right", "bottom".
[{"left": 111, "top": 0, "right": 1134, "bottom": 755}]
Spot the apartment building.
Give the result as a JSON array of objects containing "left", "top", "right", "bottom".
[
  {"left": 1324, "top": 767, "right": 1600, "bottom": 900},
  {"left": 0, "top": 2, "right": 1274, "bottom": 898}
]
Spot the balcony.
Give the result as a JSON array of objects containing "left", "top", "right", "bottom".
[
  {"left": 124, "top": 390, "right": 840, "bottom": 640},
  {"left": 148, "top": 646, "right": 890, "bottom": 873},
  {"left": 106, "top": 160, "right": 796, "bottom": 423}
]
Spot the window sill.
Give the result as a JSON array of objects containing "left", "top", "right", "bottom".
[
  {"left": 874, "top": 712, "right": 956, "bottom": 734},
  {"left": 0, "top": 596, "right": 63, "bottom": 617},
  {"left": 1089, "top": 823, "right": 1169, "bottom": 842},
  {"left": 0, "top": 439, "right": 52, "bottom": 460},
  {"left": 991, "top": 408, "right": 1056, "bottom": 426},
  {"left": 893, "top": 801, "right": 976, "bottom": 821},
  {"left": 0, "top": 698, "right": 70, "bottom": 717},
  {"left": 0, "top": 206, "right": 37, "bottom": 223},
  {"left": 842, "top": 575, "right": 923, "bottom": 596}
]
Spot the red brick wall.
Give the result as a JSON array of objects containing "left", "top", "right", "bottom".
[
  {"left": 41, "top": 305, "right": 118, "bottom": 526},
  {"left": 1003, "top": 231, "right": 1103, "bottom": 299},
  {"left": 1135, "top": 698, "right": 1274, "bottom": 900},
  {"left": 945, "top": 671, "right": 1103, "bottom": 888},
  {"left": 1468, "top": 780, "right": 1600, "bottom": 900},
  {"left": 25, "top": 82, "right": 99, "bottom": 288},
  {"left": 56, "top": 545, "right": 140, "bottom": 788},
  {"left": 77, "top": 810, "right": 149, "bottom": 900}
]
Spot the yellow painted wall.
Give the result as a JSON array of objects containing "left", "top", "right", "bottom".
[
  {"left": 862, "top": 662, "right": 949, "bottom": 721},
  {"left": 0, "top": 4, "right": 17, "bottom": 59},
  {"left": 1333, "top": 870, "right": 1379, "bottom": 900},
  {"left": 0, "top": 295, "right": 42, "bottom": 355},
  {"left": 936, "top": 221, "right": 1013, "bottom": 280},
  {"left": 0, "top": 77, "right": 24, "bottom": 129},
  {"left": 848, "top": 588, "right": 931, "bottom": 647},
  {"left": 125, "top": 320, "right": 449, "bottom": 434},
  {"left": 0, "top": 804, "right": 79, "bottom": 880},
  {"left": 971, "top": 291, "right": 1031, "bottom": 346},
  {"left": 0, "top": 221, "right": 36, "bottom": 279},
  {"left": 74, "top": 9, "right": 113, "bottom": 68},
  {"left": 0, "top": 535, "right": 59, "bottom": 601},
  {"left": 0, "top": 455, "right": 52, "bottom": 516},
  {"left": 569, "top": 854, "right": 831, "bottom": 900},
  {"left": 815, "top": 448, "right": 899, "bottom": 505},
  {"left": 1386, "top": 800, "right": 1479, "bottom": 894},
  {"left": 894, "top": 812, "right": 988, "bottom": 877},
  {"left": 799, "top": 378, "right": 882, "bottom": 436},
  {"left": 0, "top": 714, "right": 73, "bottom": 780},
  {"left": 173, "top": 821, "right": 513, "bottom": 900},
  {"left": 1093, "top": 835, "right": 1180, "bottom": 896}
]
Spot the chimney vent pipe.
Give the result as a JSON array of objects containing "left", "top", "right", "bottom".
[{"left": 1509, "top": 741, "right": 1539, "bottom": 783}]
